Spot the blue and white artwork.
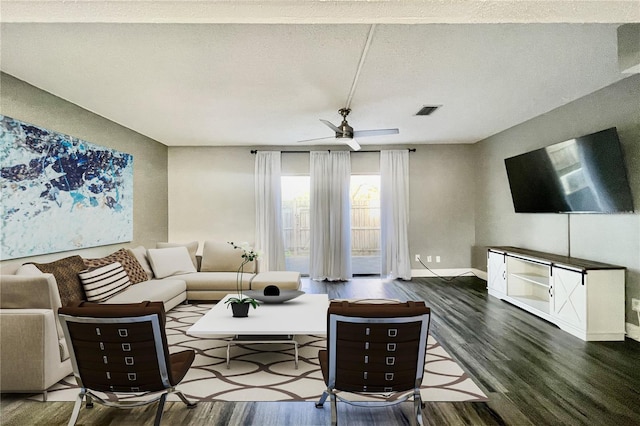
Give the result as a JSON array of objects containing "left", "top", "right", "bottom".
[{"left": 0, "top": 115, "right": 134, "bottom": 260}]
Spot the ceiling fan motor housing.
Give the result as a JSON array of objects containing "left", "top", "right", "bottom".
[
  {"left": 337, "top": 108, "right": 354, "bottom": 138},
  {"left": 338, "top": 121, "right": 354, "bottom": 138}
]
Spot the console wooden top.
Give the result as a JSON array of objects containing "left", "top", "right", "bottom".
[{"left": 488, "top": 246, "right": 625, "bottom": 272}]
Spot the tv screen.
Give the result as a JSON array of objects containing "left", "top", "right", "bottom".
[{"left": 504, "top": 128, "right": 635, "bottom": 213}]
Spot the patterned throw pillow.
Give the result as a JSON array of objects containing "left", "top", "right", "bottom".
[
  {"left": 127, "top": 246, "right": 154, "bottom": 279},
  {"left": 78, "top": 262, "right": 131, "bottom": 302},
  {"left": 84, "top": 248, "right": 149, "bottom": 284},
  {"left": 30, "top": 255, "right": 87, "bottom": 306}
]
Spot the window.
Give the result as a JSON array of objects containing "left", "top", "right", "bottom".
[
  {"left": 282, "top": 176, "right": 310, "bottom": 274},
  {"left": 281, "top": 174, "right": 381, "bottom": 276},
  {"left": 350, "top": 175, "right": 381, "bottom": 275}
]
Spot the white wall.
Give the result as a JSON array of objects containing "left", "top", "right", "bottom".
[{"left": 473, "top": 74, "right": 640, "bottom": 327}]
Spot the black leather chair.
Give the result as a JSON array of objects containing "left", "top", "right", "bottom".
[
  {"left": 315, "top": 300, "right": 431, "bottom": 425},
  {"left": 58, "top": 301, "right": 197, "bottom": 426}
]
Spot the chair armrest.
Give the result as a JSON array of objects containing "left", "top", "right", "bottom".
[
  {"left": 0, "top": 274, "right": 62, "bottom": 310},
  {"left": 0, "top": 309, "right": 71, "bottom": 392}
]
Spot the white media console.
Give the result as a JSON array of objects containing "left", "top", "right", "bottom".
[{"left": 487, "top": 247, "right": 626, "bottom": 341}]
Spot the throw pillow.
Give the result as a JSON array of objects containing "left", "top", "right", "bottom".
[
  {"left": 84, "top": 248, "right": 149, "bottom": 284},
  {"left": 29, "top": 255, "right": 87, "bottom": 306},
  {"left": 127, "top": 246, "right": 154, "bottom": 280},
  {"left": 147, "top": 246, "right": 197, "bottom": 279},
  {"left": 200, "top": 240, "right": 257, "bottom": 273},
  {"left": 78, "top": 262, "right": 132, "bottom": 302},
  {"left": 156, "top": 241, "right": 199, "bottom": 270}
]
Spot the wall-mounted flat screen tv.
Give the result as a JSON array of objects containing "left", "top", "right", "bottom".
[{"left": 504, "top": 127, "right": 635, "bottom": 213}]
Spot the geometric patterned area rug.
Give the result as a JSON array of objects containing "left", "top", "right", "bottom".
[{"left": 37, "top": 303, "right": 487, "bottom": 403}]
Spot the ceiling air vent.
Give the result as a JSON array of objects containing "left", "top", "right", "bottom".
[{"left": 415, "top": 105, "right": 440, "bottom": 116}]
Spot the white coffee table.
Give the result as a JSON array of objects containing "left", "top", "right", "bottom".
[{"left": 187, "top": 293, "right": 329, "bottom": 368}]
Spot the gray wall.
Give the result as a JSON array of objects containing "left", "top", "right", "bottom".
[
  {"left": 0, "top": 73, "right": 169, "bottom": 273},
  {"left": 167, "top": 144, "right": 477, "bottom": 269},
  {"left": 473, "top": 74, "right": 640, "bottom": 326},
  {"left": 5, "top": 70, "right": 636, "bottom": 324}
]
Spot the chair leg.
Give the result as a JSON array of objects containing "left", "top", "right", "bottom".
[
  {"left": 85, "top": 393, "right": 94, "bottom": 408},
  {"left": 413, "top": 388, "right": 424, "bottom": 426},
  {"left": 330, "top": 392, "right": 338, "bottom": 426},
  {"left": 153, "top": 393, "right": 168, "bottom": 426},
  {"left": 174, "top": 390, "right": 198, "bottom": 408},
  {"left": 315, "top": 390, "right": 329, "bottom": 408},
  {"left": 67, "top": 390, "right": 85, "bottom": 426}
]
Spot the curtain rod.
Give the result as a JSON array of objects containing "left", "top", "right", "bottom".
[{"left": 250, "top": 149, "right": 416, "bottom": 154}]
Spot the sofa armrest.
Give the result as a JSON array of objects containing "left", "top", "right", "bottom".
[
  {"left": 0, "top": 309, "right": 72, "bottom": 392},
  {"left": 0, "top": 274, "right": 62, "bottom": 310}
]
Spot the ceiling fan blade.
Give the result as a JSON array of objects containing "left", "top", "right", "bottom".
[
  {"left": 297, "top": 136, "right": 337, "bottom": 143},
  {"left": 320, "top": 119, "right": 342, "bottom": 133},
  {"left": 353, "top": 128, "right": 399, "bottom": 138},
  {"left": 345, "top": 138, "right": 361, "bottom": 151}
]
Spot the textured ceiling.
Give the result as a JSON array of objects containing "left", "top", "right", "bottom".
[{"left": 0, "top": 1, "right": 637, "bottom": 148}]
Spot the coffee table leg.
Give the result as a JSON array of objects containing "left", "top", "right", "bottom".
[{"left": 225, "top": 335, "right": 299, "bottom": 369}]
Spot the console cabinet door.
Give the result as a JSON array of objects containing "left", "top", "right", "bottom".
[
  {"left": 551, "top": 267, "right": 586, "bottom": 331},
  {"left": 487, "top": 251, "right": 507, "bottom": 296}
]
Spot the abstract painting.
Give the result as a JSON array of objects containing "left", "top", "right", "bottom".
[{"left": 0, "top": 115, "right": 133, "bottom": 260}]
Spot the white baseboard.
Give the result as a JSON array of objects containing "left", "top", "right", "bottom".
[
  {"left": 412, "top": 268, "right": 486, "bottom": 280},
  {"left": 626, "top": 322, "right": 640, "bottom": 342}
]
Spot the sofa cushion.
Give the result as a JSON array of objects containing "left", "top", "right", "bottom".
[
  {"left": 127, "top": 246, "right": 154, "bottom": 279},
  {"left": 78, "top": 262, "right": 132, "bottom": 302},
  {"left": 15, "top": 264, "right": 42, "bottom": 275},
  {"left": 59, "top": 337, "right": 70, "bottom": 362},
  {"left": 200, "top": 240, "right": 257, "bottom": 273},
  {"left": 84, "top": 248, "right": 149, "bottom": 284},
  {"left": 174, "top": 272, "right": 254, "bottom": 291},
  {"left": 104, "top": 279, "right": 187, "bottom": 306},
  {"left": 29, "top": 255, "right": 87, "bottom": 306},
  {"left": 156, "top": 241, "right": 199, "bottom": 269},
  {"left": 147, "top": 247, "right": 197, "bottom": 279}
]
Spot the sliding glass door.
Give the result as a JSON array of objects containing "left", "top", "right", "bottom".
[
  {"left": 281, "top": 174, "right": 381, "bottom": 276},
  {"left": 350, "top": 175, "right": 381, "bottom": 275},
  {"left": 282, "top": 176, "right": 311, "bottom": 274}
]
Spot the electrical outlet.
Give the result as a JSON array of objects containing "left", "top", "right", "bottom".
[
  {"left": 436, "top": 256, "right": 441, "bottom": 263},
  {"left": 632, "top": 298, "right": 640, "bottom": 313},
  {"left": 426, "top": 256, "right": 432, "bottom": 263},
  {"left": 415, "top": 254, "right": 421, "bottom": 262}
]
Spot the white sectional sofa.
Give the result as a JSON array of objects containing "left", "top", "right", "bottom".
[{"left": 0, "top": 239, "right": 300, "bottom": 399}]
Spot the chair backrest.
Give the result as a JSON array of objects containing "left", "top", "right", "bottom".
[
  {"left": 326, "top": 300, "right": 431, "bottom": 393},
  {"left": 58, "top": 301, "right": 174, "bottom": 393}
]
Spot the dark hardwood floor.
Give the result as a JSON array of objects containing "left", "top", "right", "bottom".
[{"left": 2, "top": 276, "right": 639, "bottom": 425}]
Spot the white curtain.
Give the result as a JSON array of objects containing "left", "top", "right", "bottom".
[
  {"left": 254, "top": 151, "right": 285, "bottom": 271},
  {"left": 380, "top": 150, "right": 411, "bottom": 280},
  {"left": 309, "top": 151, "right": 352, "bottom": 281}
]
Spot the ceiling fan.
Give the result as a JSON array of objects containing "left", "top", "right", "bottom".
[{"left": 297, "top": 108, "right": 399, "bottom": 151}]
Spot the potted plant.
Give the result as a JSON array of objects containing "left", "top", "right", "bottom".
[{"left": 225, "top": 241, "right": 260, "bottom": 317}]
